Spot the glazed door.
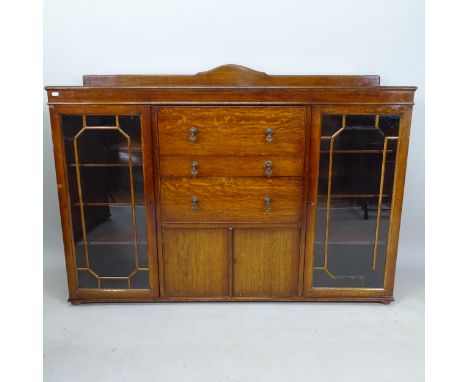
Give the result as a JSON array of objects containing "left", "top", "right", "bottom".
[
  {"left": 303, "top": 106, "right": 410, "bottom": 298},
  {"left": 51, "top": 105, "right": 157, "bottom": 300}
]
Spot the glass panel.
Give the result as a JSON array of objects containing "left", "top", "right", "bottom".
[
  {"left": 100, "top": 278, "right": 129, "bottom": 289},
  {"left": 62, "top": 115, "right": 142, "bottom": 165},
  {"left": 71, "top": 206, "right": 147, "bottom": 244},
  {"left": 313, "top": 114, "right": 400, "bottom": 288},
  {"left": 67, "top": 167, "right": 144, "bottom": 205},
  {"left": 130, "top": 271, "right": 149, "bottom": 289},
  {"left": 61, "top": 114, "right": 149, "bottom": 290},
  {"left": 77, "top": 270, "right": 98, "bottom": 288}
]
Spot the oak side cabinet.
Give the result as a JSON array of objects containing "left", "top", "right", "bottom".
[{"left": 46, "top": 65, "right": 416, "bottom": 304}]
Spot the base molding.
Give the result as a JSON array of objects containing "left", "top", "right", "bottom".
[{"left": 68, "top": 295, "right": 394, "bottom": 305}]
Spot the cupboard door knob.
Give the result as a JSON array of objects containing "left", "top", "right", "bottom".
[
  {"left": 191, "top": 161, "right": 199, "bottom": 177},
  {"left": 263, "top": 195, "right": 272, "bottom": 212},
  {"left": 189, "top": 127, "right": 198, "bottom": 143},
  {"left": 191, "top": 196, "right": 199, "bottom": 210},
  {"left": 264, "top": 161, "right": 273, "bottom": 177},
  {"left": 265, "top": 128, "right": 273, "bottom": 143}
]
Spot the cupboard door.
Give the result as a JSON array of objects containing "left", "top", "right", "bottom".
[
  {"left": 233, "top": 228, "right": 300, "bottom": 297},
  {"left": 57, "top": 107, "right": 157, "bottom": 297},
  {"left": 161, "top": 228, "right": 230, "bottom": 297},
  {"left": 305, "top": 109, "right": 403, "bottom": 295}
]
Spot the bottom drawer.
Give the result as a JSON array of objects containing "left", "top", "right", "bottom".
[{"left": 161, "top": 177, "right": 303, "bottom": 223}]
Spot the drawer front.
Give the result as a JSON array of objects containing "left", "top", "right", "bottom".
[
  {"left": 158, "top": 107, "right": 306, "bottom": 156},
  {"left": 160, "top": 156, "right": 304, "bottom": 177},
  {"left": 161, "top": 178, "right": 303, "bottom": 223}
]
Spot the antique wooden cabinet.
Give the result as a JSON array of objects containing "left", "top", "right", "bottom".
[{"left": 46, "top": 65, "right": 416, "bottom": 304}]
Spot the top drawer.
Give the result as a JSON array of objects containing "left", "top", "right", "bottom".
[{"left": 157, "top": 107, "right": 306, "bottom": 156}]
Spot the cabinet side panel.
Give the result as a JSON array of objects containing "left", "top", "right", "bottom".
[
  {"left": 296, "top": 107, "right": 311, "bottom": 295},
  {"left": 140, "top": 107, "right": 159, "bottom": 298},
  {"left": 49, "top": 106, "right": 78, "bottom": 298},
  {"left": 384, "top": 107, "right": 413, "bottom": 295},
  {"left": 151, "top": 107, "right": 164, "bottom": 297},
  {"left": 303, "top": 107, "right": 322, "bottom": 296}
]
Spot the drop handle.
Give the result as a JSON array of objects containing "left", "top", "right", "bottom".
[
  {"left": 263, "top": 195, "right": 272, "bottom": 212},
  {"left": 191, "top": 161, "right": 199, "bottom": 177},
  {"left": 265, "top": 128, "right": 273, "bottom": 143},
  {"left": 191, "top": 196, "right": 199, "bottom": 210},
  {"left": 189, "top": 127, "right": 198, "bottom": 143},
  {"left": 264, "top": 161, "right": 273, "bottom": 177}
]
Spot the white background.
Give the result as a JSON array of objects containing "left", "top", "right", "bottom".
[
  {"left": 43, "top": 0, "right": 424, "bottom": 266},
  {"left": 8, "top": 0, "right": 468, "bottom": 381},
  {"left": 38, "top": 1, "right": 428, "bottom": 381}
]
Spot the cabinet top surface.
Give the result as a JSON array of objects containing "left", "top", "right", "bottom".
[{"left": 46, "top": 64, "right": 416, "bottom": 105}]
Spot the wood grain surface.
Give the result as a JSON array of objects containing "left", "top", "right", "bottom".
[
  {"left": 162, "top": 228, "right": 230, "bottom": 297},
  {"left": 160, "top": 155, "right": 303, "bottom": 177},
  {"left": 46, "top": 65, "right": 416, "bottom": 304},
  {"left": 157, "top": 107, "right": 306, "bottom": 156},
  {"left": 233, "top": 228, "right": 300, "bottom": 297},
  {"left": 161, "top": 177, "right": 303, "bottom": 223},
  {"left": 83, "top": 64, "right": 381, "bottom": 87}
]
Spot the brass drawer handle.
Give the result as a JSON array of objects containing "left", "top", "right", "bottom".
[
  {"left": 264, "top": 161, "right": 273, "bottom": 177},
  {"left": 189, "top": 127, "right": 198, "bottom": 143},
  {"left": 191, "top": 196, "right": 199, "bottom": 210},
  {"left": 265, "top": 128, "right": 273, "bottom": 143},
  {"left": 263, "top": 195, "right": 272, "bottom": 212},
  {"left": 191, "top": 161, "right": 199, "bottom": 177}
]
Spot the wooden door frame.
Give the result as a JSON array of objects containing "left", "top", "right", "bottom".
[
  {"left": 303, "top": 104, "right": 413, "bottom": 298},
  {"left": 49, "top": 104, "right": 158, "bottom": 302}
]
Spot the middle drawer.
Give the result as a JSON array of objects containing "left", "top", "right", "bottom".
[
  {"left": 160, "top": 156, "right": 303, "bottom": 177},
  {"left": 161, "top": 177, "right": 303, "bottom": 223}
]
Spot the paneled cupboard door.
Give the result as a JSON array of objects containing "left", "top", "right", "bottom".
[
  {"left": 233, "top": 228, "right": 300, "bottom": 297},
  {"left": 50, "top": 106, "right": 158, "bottom": 300},
  {"left": 303, "top": 106, "right": 411, "bottom": 298},
  {"left": 160, "top": 227, "right": 300, "bottom": 299},
  {"left": 161, "top": 228, "right": 230, "bottom": 297}
]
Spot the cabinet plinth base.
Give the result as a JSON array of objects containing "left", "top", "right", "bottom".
[{"left": 67, "top": 296, "right": 394, "bottom": 304}]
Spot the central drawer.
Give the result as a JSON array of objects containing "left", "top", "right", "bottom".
[
  {"left": 157, "top": 107, "right": 306, "bottom": 156},
  {"left": 161, "top": 177, "right": 303, "bottom": 223},
  {"left": 160, "top": 156, "right": 303, "bottom": 177}
]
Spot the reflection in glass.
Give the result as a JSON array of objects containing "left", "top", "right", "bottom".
[
  {"left": 313, "top": 114, "right": 400, "bottom": 288},
  {"left": 67, "top": 167, "right": 144, "bottom": 205},
  {"left": 61, "top": 114, "right": 149, "bottom": 289}
]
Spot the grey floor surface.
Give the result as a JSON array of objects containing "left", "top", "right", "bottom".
[{"left": 44, "top": 249, "right": 424, "bottom": 382}]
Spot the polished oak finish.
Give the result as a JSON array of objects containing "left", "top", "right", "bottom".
[
  {"left": 157, "top": 107, "right": 306, "bottom": 156},
  {"left": 160, "top": 177, "right": 303, "bottom": 223},
  {"left": 233, "top": 228, "right": 300, "bottom": 297},
  {"left": 159, "top": 156, "right": 303, "bottom": 177},
  {"left": 161, "top": 228, "right": 230, "bottom": 297},
  {"left": 83, "top": 64, "right": 381, "bottom": 87},
  {"left": 46, "top": 65, "right": 416, "bottom": 304}
]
